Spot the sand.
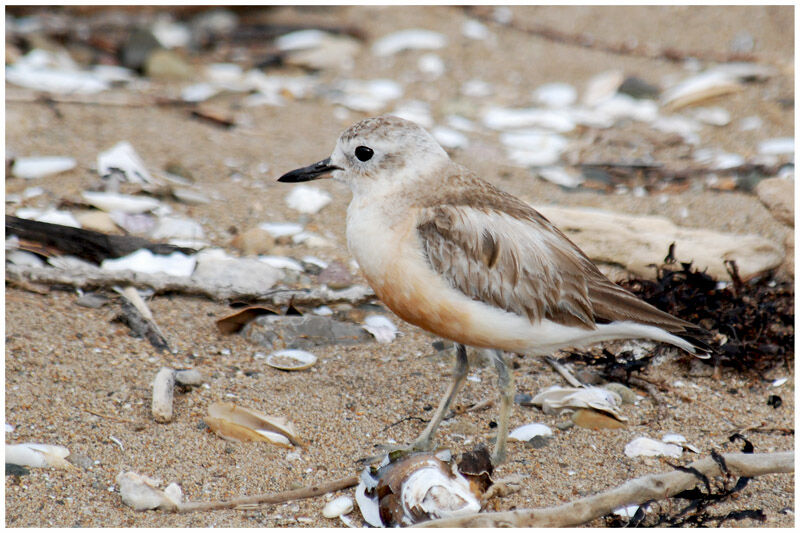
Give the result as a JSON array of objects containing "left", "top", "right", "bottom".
[{"left": 5, "top": 5, "right": 794, "bottom": 527}]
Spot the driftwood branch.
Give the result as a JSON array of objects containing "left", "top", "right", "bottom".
[
  {"left": 5, "top": 263, "right": 375, "bottom": 305},
  {"left": 418, "top": 451, "right": 793, "bottom": 527},
  {"left": 175, "top": 474, "right": 359, "bottom": 513}
]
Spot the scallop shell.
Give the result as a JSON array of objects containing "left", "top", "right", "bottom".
[
  {"left": 265, "top": 349, "right": 318, "bottom": 371},
  {"left": 203, "top": 401, "right": 304, "bottom": 447}
]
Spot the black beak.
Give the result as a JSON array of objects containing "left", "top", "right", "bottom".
[{"left": 277, "top": 157, "right": 341, "bottom": 183}]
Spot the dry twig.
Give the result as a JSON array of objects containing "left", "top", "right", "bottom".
[
  {"left": 417, "top": 451, "right": 793, "bottom": 527},
  {"left": 175, "top": 474, "right": 360, "bottom": 513}
]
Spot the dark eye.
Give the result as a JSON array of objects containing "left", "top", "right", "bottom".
[{"left": 354, "top": 146, "right": 374, "bottom": 162}]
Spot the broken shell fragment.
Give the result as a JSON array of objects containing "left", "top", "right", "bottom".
[
  {"left": 508, "top": 423, "right": 553, "bottom": 441},
  {"left": 116, "top": 471, "right": 183, "bottom": 511},
  {"left": 323, "top": 495, "right": 354, "bottom": 519},
  {"left": 82, "top": 191, "right": 161, "bottom": 214},
  {"left": 11, "top": 156, "right": 77, "bottom": 179},
  {"left": 152, "top": 367, "right": 176, "bottom": 423},
  {"left": 356, "top": 451, "right": 486, "bottom": 527},
  {"left": 97, "top": 141, "right": 154, "bottom": 184},
  {"left": 265, "top": 349, "right": 318, "bottom": 371},
  {"left": 204, "top": 401, "right": 304, "bottom": 447},
  {"left": 532, "top": 385, "right": 628, "bottom": 422},
  {"left": 5, "top": 443, "right": 72, "bottom": 469},
  {"left": 363, "top": 315, "right": 398, "bottom": 344},
  {"left": 624, "top": 436, "right": 682, "bottom": 459}
]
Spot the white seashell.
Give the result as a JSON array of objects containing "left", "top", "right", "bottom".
[
  {"left": 661, "top": 71, "right": 742, "bottom": 110},
  {"left": 182, "top": 83, "right": 218, "bottom": 103},
  {"left": 432, "top": 126, "right": 469, "bottom": 149},
  {"left": 460, "top": 79, "right": 492, "bottom": 98},
  {"left": 276, "top": 29, "right": 328, "bottom": 51},
  {"left": 537, "top": 166, "right": 584, "bottom": 188},
  {"left": 101, "top": 249, "right": 197, "bottom": 277},
  {"left": 302, "top": 255, "right": 329, "bottom": 269},
  {"left": 532, "top": 386, "right": 627, "bottom": 421},
  {"left": 333, "top": 79, "right": 403, "bottom": 112},
  {"left": 285, "top": 185, "right": 332, "bottom": 214},
  {"left": 738, "top": 115, "right": 763, "bottom": 131},
  {"left": 355, "top": 478, "right": 383, "bottom": 527},
  {"left": 372, "top": 29, "right": 447, "bottom": 56},
  {"left": 151, "top": 216, "right": 205, "bottom": 240},
  {"left": 292, "top": 231, "right": 333, "bottom": 248},
  {"left": 661, "top": 433, "right": 686, "bottom": 444},
  {"left": 500, "top": 130, "right": 569, "bottom": 167},
  {"left": 772, "top": 377, "right": 788, "bottom": 387},
  {"left": 6, "top": 443, "right": 71, "bottom": 469},
  {"left": 624, "top": 436, "right": 682, "bottom": 458},
  {"left": 266, "top": 349, "right": 318, "bottom": 371},
  {"left": 204, "top": 401, "right": 303, "bottom": 447},
  {"left": 82, "top": 191, "right": 161, "bottom": 214},
  {"left": 483, "top": 106, "right": 575, "bottom": 132},
  {"left": 5, "top": 423, "right": 14, "bottom": 433},
  {"left": 258, "top": 255, "right": 305, "bottom": 271},
  {"left": 583, "top": 70, "right": 624, "bottom": 106},
  {"left": 392, "top": 100, "right": 434, "bottom": 128},
  {"left": 508, "top": 422, "right": 553, "bottom": 441},
  {"left": 418, "top": 53, "right": 445, "bottom": 77},
  {"left": 445, "top": 115, "right": 477, "bottom": 132},
  {"left": 34, "top": 209, "right": 81, "bottom": 228},
  {"left": 758, "top": 138, "right": 794, "bottom": 156},
  {"left": 650, "top": 116, "right": 701, "bottom": 144},
  {"left": 151, "top": 16, "right": 191, "bottom": 49},
  {"left": 97, "top": 141, "right": 154, "bottom": 184},
  {"left": 91, "top": 65, "right": 136, "bottom": 83},
  {"left": 6, "top": 64, "right": 109, "bottom": 94},
  {"left": 322, "top": 495, "right": 354, "bottom": 518},
  {"left": 11, "top": 156, "right": 76, "bottom": 179},
  {"left": 6, "top": 250, "right": 46, "bottom": 268},
  {"left": 532, "top": 82, "right": 577, "bottom": 108},
  {"left": 259, "top": 221, "right": 304, "bottom": 238},
  {"left": 116, "top": 471, "right": 182, "bottom": 511},
  {"left": 204, "top": 63, "right": 244, "bottom": 84},
  {"left": 363, "top": 315, "right": 398, "bottom": 344},
  {"left": 462, "top": 19, "right": 489, "bottom": 40},
  {"left": 593, "top": 93, "right": 659, "bottom": 122},
  {"left": 690, "top": 106, "right": 731, "bottom": 126}
]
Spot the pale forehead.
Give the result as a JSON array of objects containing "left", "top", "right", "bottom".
[{"left": 339, "top": 115, "right": 423, "bottom": 144}]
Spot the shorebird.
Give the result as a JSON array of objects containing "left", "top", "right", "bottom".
[{"left": 278, "top": 115, "right": 710, "bottom": 464}]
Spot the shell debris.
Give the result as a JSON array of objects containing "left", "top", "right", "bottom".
[
  {"left": 203, "top": 401, "right": 304, "bottom": 447},
  {"left": 265, "top": 349, "right": 318, "bottom": 371}
]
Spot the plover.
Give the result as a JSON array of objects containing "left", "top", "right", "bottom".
[{"left": 278, "top": 115, "right": 710, "bottom": 464}]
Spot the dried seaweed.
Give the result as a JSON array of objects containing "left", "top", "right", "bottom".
[
  {"left": 604, "top": 468, "right": 764, "bottom": 527},
  {"left": 622, "top": 258, "right": 793, "bottom": 371}
]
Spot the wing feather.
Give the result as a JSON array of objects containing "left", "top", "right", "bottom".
[{"left": 415, "top": 178, "right": 703, "bottom": 339}]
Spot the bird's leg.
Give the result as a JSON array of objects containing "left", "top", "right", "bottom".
[
  {"left": 407, "top": 343, "right": 469, "bottom": 452},
  {"left": 489, "top": 349, "right": 515, "bottom": 465}
]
